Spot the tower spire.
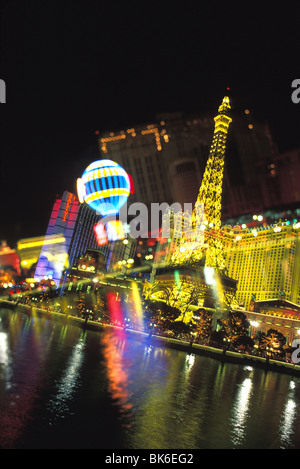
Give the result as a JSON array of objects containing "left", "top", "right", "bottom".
[
  {"left": 193, "top": 95, "right": 232, "bottom": 271},
  {"left": 167, "top": 96, "right": 232, "bottom": 272},
  {"left": 148, "top": 96, "right": 237, "bottom": 312},
  {"left": 192, "top": 95, "right": 232, "bottom": 230}
]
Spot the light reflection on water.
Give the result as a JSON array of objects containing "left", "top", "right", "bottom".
[
  {"left": 0, "top": 330, "right": 11, "bottom": 390},
  {"left": 0, "top": 308, "right": 300, "bottom": 448},
  {"left": 230, "top": 376, "right": 253, "bottom": 446},
  {"left": 47, "top": 332, "right": 86, "bottom": 424},
  {"left": 279, "top": 380, "right": 298, "bottom": 448},
  {"left": 101, "top": 327, "right": 133, "bottom": 415}
]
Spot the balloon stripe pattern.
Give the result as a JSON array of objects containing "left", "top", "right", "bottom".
[{"left": 78, "top": 160, "right": 131, "bottom": 216}]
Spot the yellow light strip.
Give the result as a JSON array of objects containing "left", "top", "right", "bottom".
[
  {"left": 85, "top": 188, "right": 130, "bottom": 203},
  {"left": 21, "top": 258, "right": 38, "bottom": 266},
  {"left": 100, "top": 124, "right": 166, "bottom": 154},
  {"left": 141, "top": 127, "right": 162, "bottom": 150},
  {"left": 81, "top": 167, "right": 123, "bottom": 183},
  {"left": 18, "top": 237, "right": 66, "bottom": 250},
  {"left": 100, "top": 134, "right": 126, "bottom": 143},
  {"left": 100, "top": 134, "right": 126, "bottom": 153}
]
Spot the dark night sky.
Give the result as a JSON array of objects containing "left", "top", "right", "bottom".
[{"left": 0, "top": 0, "right": 300, "bottom": 245}]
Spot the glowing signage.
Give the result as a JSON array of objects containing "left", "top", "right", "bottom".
[
  {"left": 18, "top": 236, "right": 66, "bottom": 250},
  {"left": 62, "top": 193, "right": 74, "bottom": 221},
  {"left": 94, "top": 220, "right": 126, "bottom": 245},
  {"left": 93, "top": 222, "right": 108, "bottom": 246},
  {"left": 77, "top": 159, "right": 131, "bottom": 216},
  {"left": 106, "top": 220, "right": 125, "bottom": 241}
]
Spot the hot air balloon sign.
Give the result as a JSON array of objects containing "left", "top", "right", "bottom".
[{"left": 77, "top": 160, "right": 131, "bottom": 216}]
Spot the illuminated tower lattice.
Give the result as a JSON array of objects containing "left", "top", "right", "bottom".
[
  {"left": 196, "top": 95, "right": 232, "bottom": 270},
  {"left": 169, "top": 96, "right": 232, "bottom": 272},
  {"left": 146, "top": 96, "right": 237, "bottom": 312},
  {"left": 193, "top": 97, "right": 231, "bottom": 229}
]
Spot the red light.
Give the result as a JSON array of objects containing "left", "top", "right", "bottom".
[
  {"left": 128, "top": 174, "right": 135, "bottom": 194},
  {"left": 62, "top": 193, "right": 74, "bottom": 222},
  {"left": 147, "top": 239, "right": 156, "bottom": 246},
  {"left": 93, "top": 222, "right": 108, "bottom": 246}
]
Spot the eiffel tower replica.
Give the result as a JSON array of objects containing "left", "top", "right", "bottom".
[
  {"left": 145, "top": 96, "right": 238, "bottom": 312},
  {"left": 169, "top": 95, "right": 232, "bottom": 271}
]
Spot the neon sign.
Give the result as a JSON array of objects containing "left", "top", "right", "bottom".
[
  {"left": 93, "top": 222, "right": 108, "bottom": 246},
  {"left": 106, "top": 220, "right": 125, "bottom": 241},
  {"left": 94, "top": 220, "right": 126, "bottom": 246},
  {"left": 62, "top": 193, "right": 74, "bottom": 221}
]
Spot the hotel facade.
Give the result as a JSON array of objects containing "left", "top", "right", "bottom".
[{"left": 223, "top": 223, "right": 300, "bottom": 308}]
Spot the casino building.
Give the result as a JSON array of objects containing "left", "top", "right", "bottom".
[
  {"left": 34, "top": 189, "right": 137, "bottom": 290},
  {"left": 34, "top": 191, "right": 101, "bottom": 288},
  {"left": 0, "top": 241, "right": 20, "bottom": 277},
  {"left": 222, "top": 222, "right": 300, "bottom": 308}
]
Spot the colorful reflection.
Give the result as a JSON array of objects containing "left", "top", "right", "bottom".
[
  {"left": 130, "top": 282, "right": 144, "bottom": 331},
  {"left": 174, "top": 270, "right": 181, "bottom": 291},
  {"left": 101, "top": 327, "right": 133, "bottom": 416},
  {"left": 106, "top": 292, "right": 124, "bottom": 328},
  {"left": 0, "top": 312, "right": 50, "bottom": 448},
  {"left": 1, "top": 307, "right": 300, "bottom": 448},
  {"left": 102, "top": 292, "right": 132, "bottom": 416},
  {"left": 106, "top": 285, "right": 144, "bottom": 332},
  {"left": 101, "top": 289, "right": 152, "bottom": 419}
]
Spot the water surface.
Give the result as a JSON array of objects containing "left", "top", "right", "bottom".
[{"left": 0, "top": 308, "right": 299, "bottom": 449}]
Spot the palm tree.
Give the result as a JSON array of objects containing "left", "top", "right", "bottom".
[
  {"left": 219, "top": 311, "right": 250, "bottom": 347},
  {"left": 257, "top": 329, "right": 286, "bottom": 358}
]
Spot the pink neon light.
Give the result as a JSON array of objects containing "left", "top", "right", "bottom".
[{"left": 93, "top": 222, "right": 108, "bottom": 246}]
